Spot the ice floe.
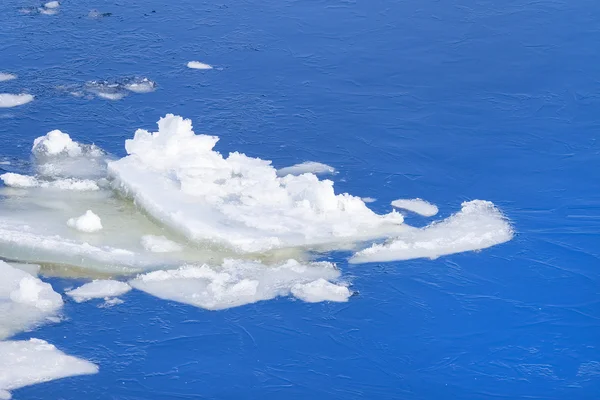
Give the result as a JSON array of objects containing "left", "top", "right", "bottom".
[
  {"left": 391, "top": 198, "right": 439, "bottom": 217},
  {"left": 0, "top": 339, "right": 98, "bottom": 400},
  {"left": 277, "top": 161, "right": 336, "bottom": 177},
  {"left": 0, "top": 94, "right": 34, "bottom": 108},
  {"left": 350, "top": 200, "right": 513, "bottom": 263},
  {"left": 0, "top": 73, "right": 16, "bottom": 83},
  {"left": 187, "top": 61, "right": 213, "bottom": 70},
  {"left": 130, "top": 259, "right": 350, "bottom": 310},
  {"left": 57, "top": 77, "right": 156, "bottom": 101},
  {"left": 66, "top": 280, "right": 131, "bottom": 303}
]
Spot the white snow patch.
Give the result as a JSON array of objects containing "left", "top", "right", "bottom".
[
  {"left": 291, "top": 278, "right": 351, "bottom": 303},
  {"left": 350, "top": 200, "right": 513, "bottom": 263},
  {"left": 0, "top": 339, "right": 97, "bottom": 399},
  {"left": 1, "top": 173, "right": 99, "bottom": 191},
  {"left": 67, "top": 210, "right": 103, "bottom": 233},
  {"left": 391, "top": 198, "right": 439, "bottom": 217},
  {"left": 130, "top": 259, "right": 346, "bottom": 310},
  {"left": 108, "top": 114, "right": 405, "bottom": 253},
  {"left": 66, "top": 280, "right": 131, "bottom": 303},
  {"left": 141, "top": 235, "right": 183, "bottom": 253},
  {"left": 0, "top": 73, "right": 16, "bottom": 83},
  {"left": 0, "top": 261, "right": 63, "bottom": 340},
  {"left": 187, "top": 61, "right": 213, "bottom": 70},
  {"left": 0, "top": 94, "right": 34, "bottom": 108},
  {"left": 277, "top": 161, "right": 336, "bottom": 177}
]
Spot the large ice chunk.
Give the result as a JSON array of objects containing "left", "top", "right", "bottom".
[
  {"left": 66, "top": 280, "right": 131, "bottom": 303},
  {"left": 108, "top": 114, "right": 406, "bottom": 253}
]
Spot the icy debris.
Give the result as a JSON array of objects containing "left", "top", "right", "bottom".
[
  {"left": 33, "top": 129, "right": 82, "bottom": 157},
  {"left": 350, "top": 200, "right": 513, "bottom": 263},
  {"left": 277, "top": 161, "right": 336, "bottom": 177},
  {"left": 88, "top": 10, "right": 112, "bottom": 19},
  {"left": 108, "top": 114, "right": 406, "bottom": 253},
  {"left": 0, "top": 339, "right": 98, "bottom": 399},
  {"left": 0, "top": 73, "right": 16, "bottom": 83},
  {"left": 66, "top": 280, "right": 131, "bottom": 303},
  {"left": 124, "top": 78, "right": 156, "bottom": 93},
  {"left": 1, "top": 173, "right": 99, "bottom": 191},
  {"left": 0, "top": 94, "right": 33, "bottom": 108},
  {"left": 187, "top": 61, "right": 213, "bottom": 70},
  {"left": 291, "top": 279, "right": 351, "bottom": 303},
  {"left": 141, "top": 235, "right": 183, "bottom": 253},
  {"left": 391, "top": 198, "right": 439, "bottom": 217},
  {"left": 130, "top": 259, "right": 347, "bottom": 310},
  {"left": 67, "top": 210, "right": 103, "bottom": 233},
  {"left": 0, "top": 260, "right": 63, "bottom": 340}
]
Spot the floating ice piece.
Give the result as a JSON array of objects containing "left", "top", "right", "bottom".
[
  {"left": 130, "top": 259, "right": 347, "bottom": 310},
  {"left": 361, "top": 197, "right": 376, "bottom": 203},
  {"left": 0, "top": 94, "right": 33, "bottom": 108},
  {"left": 0, "top": 261, "right": 63, "bottom": 340},
  {"left": 33, "top": 129, "right": 82, "bottom": 157},
  {"left": 44, "top": 1, "right": 59, "bottom": 8},
  {"left": 0, "top": 73, "right": 16, "bottom": 83},
  {"left": 108, "top": 114, "right": 406, "bottom": 253},
  {"left": 291, "top": 278, "right": 351, "bottom": 303},
  {"left": 124, "top": 78, "right": 156, "bottom": 93},
  {"left": 277, "top": 161, "right": 336, "bottom": 177},
  {"left": 187, "top": 61, "right": 213, "bottom": 70},
  {"left": 0, "top": 338, "right": 98, "bottom": 399},
  {"left": 66, "top": 280, "right": 131, "bottom": 303},
  {"left": 67, "top": 210, "right": 103, "bottom": 233},
  {"left": 141, "top": 235, "right": 183, "bottom": 253},
  {"left": 391, "top": 198, "right": 439, "bottom": 217},
  {"left": 88, "top": 10, "right": 112, "bottom": 19},
  {"left": 1, "top": 173, "right": 99, "bottom": 191},
  {"left": 350, "top": 200, "right": 513, "bottom": 263},
  {"left": 39, "top": 7, "right": 58, "bottom": 15}
]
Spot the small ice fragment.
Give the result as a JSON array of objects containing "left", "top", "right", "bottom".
[
  {"left": 187, "top": 61, "right": 213, "bottom": 70},
  {"left": 277, "top": 161, "right": 336, "bottom": 177},
  {"left": 99, "top": 298, "right": 124, "bottom": 307},
  {"left": 0, "top": 73, "right": 16, "bottom": 82},
  {"left": 39, "top": 7, "right": 58, "bottom": 15},
  {"left": 291, "top": 279, "right": 351, "bottom": 303},
  {"left": 0, "top": 339, "right": 98, "bottom": 398},
  {"left": 361, "top": 197, "right": 376, "bottom": 203},
  {"left": 66, "top": 280, "right": 131, "bottom": 303},
  {"left": 44, "top": 1, "right": 59, "bottom": 8},
  {"left": 0, "top": 94, "right": 34, "bottom": 108},
  {"left": 0, "top": 173, "right": 38, "bottom": 188},
  {"left": 391, "top": 198, "right": 439, "bottom": 217},
  {"left": 350, "top": 200, "right": 513, "bottom": 263},
  {"left": 124, "top": 78, "right": 156, "bottom": 93},
  {"left": 66, "top": 210, "right": 103, "bottom": 233},
  {"left": 141, "top": 235, "right": 183, "bottom": 253}
]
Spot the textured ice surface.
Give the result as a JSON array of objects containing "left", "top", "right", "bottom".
[
  {"left": 130, "top": 259, "right": 348, "bottom": 310},
  {"left": 0, "top": 261, "right": 63, "bottom": 340},
  {"left": 67, "top": 210, "right": 103, "bottom": 233},
  {"left": 277, "top": 161, "right": 336, "bottom": 177},
  {"left": 0, "top": 94, "right": 34, "bottom": 108},
  {"left": 1, "top": 173, "right": 99, "bottom": 190},
  {"left": 108, "top": 114, "right": 406, "bottom": 253},
  {"left": 0, "top": 73, "right": 16, "bottom": 82},
  {"left": 350, "top": 200, "right": 513, "bottom": 263},
  {"left": 66, "top": 280, "right": 131, "bottom": 303},
  {"left": 141, "top": 235, "right": 183, "bottom": 253},
  {"left": 187, "top": 61, "right": 213, "bottom": 70},
  {"left": 0, "top": 339, "right": 97, "bottom": 399},
  {"left": 391, "top": 198, "right": 439, "bottom": 217}
]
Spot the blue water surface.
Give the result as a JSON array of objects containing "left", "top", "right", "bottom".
[{"left": 1, "top": 0, "right": 599, "bottom": 399}]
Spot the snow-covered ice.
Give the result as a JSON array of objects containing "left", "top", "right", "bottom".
[
  {"left": 350, "top": 200, "right": 513, "bottom": 263},
  {"left": 1, "top": 173, "right": 99, "bottom": 191},
  {"left": 0, "top": 339, "right": 97, "bottom": 399},
  {"left": 187, "top": 61, "right": 213, "bottom": 70},
  {"left": 67, "top": 210, "right": 103, "bottom": 233},
  {"left": 277, "top": 161, "right": 336, "bottom": 177},
  {"left": 391, "top": 198, "right": 439, "bottom": 217},
  {"left": 0, "top": 261, "right": 63, "bottom": 340},
  {"left": 0, "top": 94, "right": 34, "bottom": 108},
  {"left": 0, "top": 73, "right": 16, "bottom": 83},
  {"left": 108, "top": 114, "right": 406, "bottom": 253},
  {"left": 130, "top": 259, "right": 348, "bottom": 310},
  {"left": 66, "top": 280, "right": 131, "bottom": 303}
]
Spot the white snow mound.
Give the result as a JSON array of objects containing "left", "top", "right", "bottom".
[{"left": 67, "top": 210, "right": 103, "bottom": 233}]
